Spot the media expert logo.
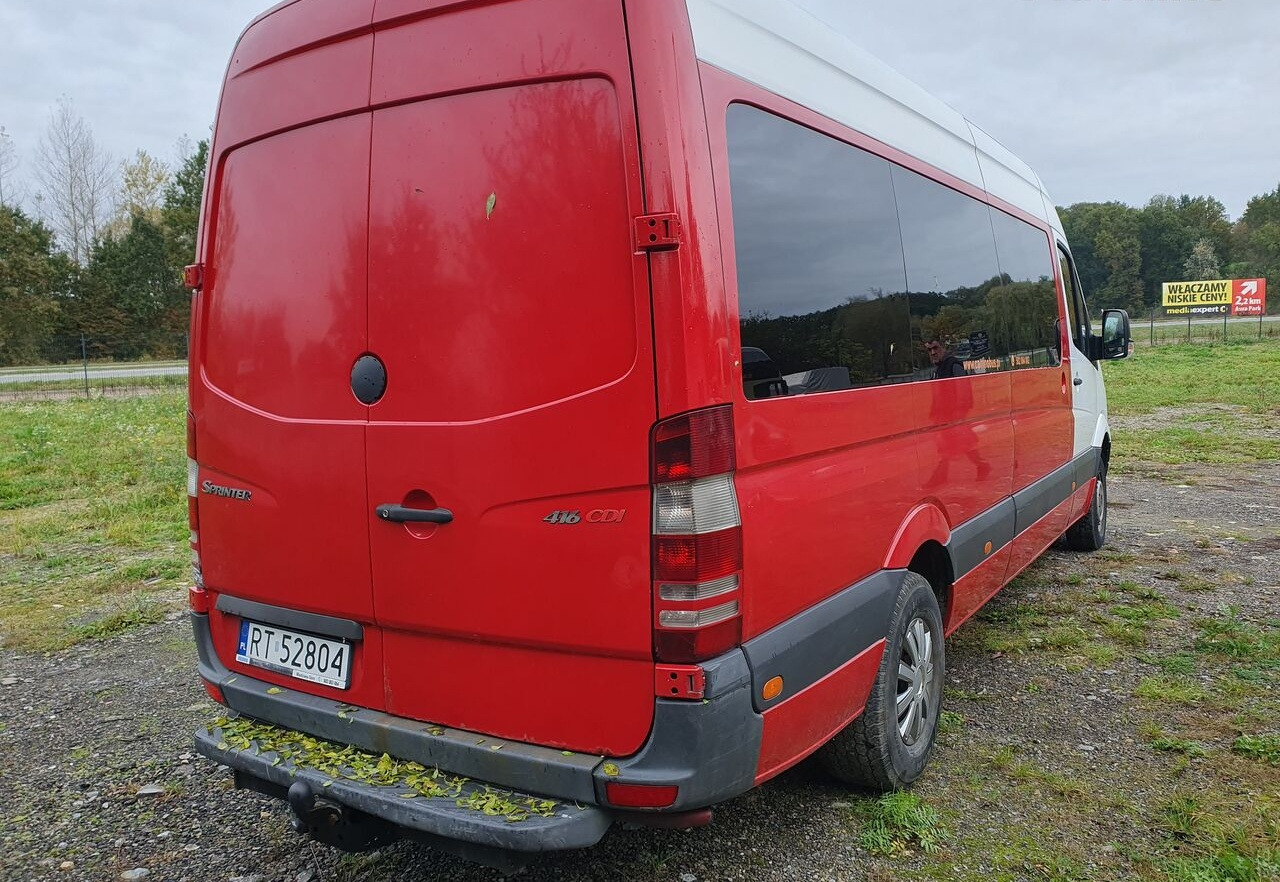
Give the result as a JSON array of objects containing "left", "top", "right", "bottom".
[{"left": 1162, "top": 279, "right": 1267, "bottom": 316}]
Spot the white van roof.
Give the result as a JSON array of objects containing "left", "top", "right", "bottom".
[{"left": 686, "top": 0, "right": 1066, "bottom": 237}]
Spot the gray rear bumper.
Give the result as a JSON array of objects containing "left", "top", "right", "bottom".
[
  {"left": 193, "top": 726, "right": 611, "bottom": 852},
  {"left": 192, "top": 611, "right": 764, "bottom": 829}
]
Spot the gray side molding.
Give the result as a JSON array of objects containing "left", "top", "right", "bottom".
[
  {"left": 1013, "top": 458, "right": 1078, "bottom": 535},
  {"left": 948, "top": 497, "right": 1016, "bottom": 580},
  {"left": 741, "top": 570, "right": 901, "bottom": 713},
  {"left": 1074, "top": 447, "right": 1103, "bottom": 487}
]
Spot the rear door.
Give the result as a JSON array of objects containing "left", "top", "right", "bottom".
[
  {"left": 197, "top": 112, "right": 388, "bottom": 712},
  {"left": 363, "top": 0, "right": 657, "bottom": 756}
]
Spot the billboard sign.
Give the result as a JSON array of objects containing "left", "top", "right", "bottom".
[
  {"left": 1162, "top": 279, "right": 1267, "bottom": 316},
  {"left": 1231, "top": 279, "right": 1266, "bottom": 316}
]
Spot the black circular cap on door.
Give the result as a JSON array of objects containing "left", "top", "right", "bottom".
[{"left": 351, "top": 354, "right": 387, "bottom": 405}]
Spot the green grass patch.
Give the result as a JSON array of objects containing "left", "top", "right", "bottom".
[
  {"left": 0, "top": 393, "right": 188, "bottom": 650},
  {"left": 1158, "top": 794, "right": 1280, "bottom": 882},
  {"left": 71, "top": 592, "right": 170, "bottom": 640},
  {"left": 1135, "top": 677, "right": 1209, "bottom": 706},
  {"left": 1112, "top": 601, "right": 1181, "bottom": 623},
  {"left": 1195, "top": 615, "right": 1280, "bottom": 662},
  {"left": 1115, "top": 426, "right": 1280, "bottom": 467},
  {"left": 1081, "top": 642, "right": 1118, "bottom": 666},
  {"left": 1103, "top": 619, "right": 1149, "bottom": 648},
  {"left": 1104, "top": 339, "right": 1280, "bottom": 467},
  {"left": 1232, "top": 735, "right": 1280, "bottom": 766},
  {"left": 856, "top": 791, "right": 946, "bottom": 857},
  {"left": 1148, "top": 734, "right": 1209, "bottom": 759},
  {"left": 938, "top": 710, "right": 964, "bottom": 735},
  {"left": 1150, "top": 652, "right": 1201, "bottom": 676}
]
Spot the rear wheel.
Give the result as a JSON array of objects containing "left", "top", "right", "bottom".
[
  {"left": 818, "top": 572, "right": 944, "bottom": 791},
  {"left": 1065, "top": 467, "right": 1107, "bottom": 551}
]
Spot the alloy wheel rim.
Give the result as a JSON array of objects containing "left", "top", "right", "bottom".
[{"left": 896, "top": 617, "right": 936, "bottom": 746}]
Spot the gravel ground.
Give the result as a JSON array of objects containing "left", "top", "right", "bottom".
[{"left": 2, "top": 461, "right": 1277, "bottom": 882}]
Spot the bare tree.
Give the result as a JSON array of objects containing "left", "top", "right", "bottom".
[
  {"left": 172, "top": 134, "right": 194, "bottom": 168},
  {"left": 0, "top": 127, "right": 19, "bottom": 206},
  {"left": 35, "top": 98, "right": 116, "bottom": 263}
]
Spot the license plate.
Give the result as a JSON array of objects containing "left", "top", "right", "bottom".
[{"left": 236, "top": 621, "right": 352, "bottom": 690}]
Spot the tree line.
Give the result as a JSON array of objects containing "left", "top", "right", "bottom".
[
  {"left": 1060, "top": 191, "right": 1280, "bottom": 316},
  {"left": 1, "top": 99, "right": 1278, "bottom": 368},
  {"left": 0, "top": 100, "right": 204, "bottom": 367}
]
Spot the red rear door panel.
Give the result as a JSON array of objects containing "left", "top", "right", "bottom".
[
  {"left": 197, "top": 114, "right": 387, "bottom": 711},
  {"left": 364, "top": 4, "right": 656, "bottom": 756}
]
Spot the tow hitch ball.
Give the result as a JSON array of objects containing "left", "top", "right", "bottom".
[
  {"left": 286, "top": 781, "right": 391, "bottom": 852},
  {"left": 287, "top": 781, "right": 336, "bottom": 833}
]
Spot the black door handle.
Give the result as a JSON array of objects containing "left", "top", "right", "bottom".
[
  {"left": 376, "top": 504, "right": 454, "bottom": 524},
  {"left": 1073, "top": 377, "right": 1084, "bottom": 386}
]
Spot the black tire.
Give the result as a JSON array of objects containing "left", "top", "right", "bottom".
[
  {"left": 818, "top": 572, "right": 944, "bottom": 791},
  {"left": 1064, "top": 467, "right": 1107, "bottom": 551}
]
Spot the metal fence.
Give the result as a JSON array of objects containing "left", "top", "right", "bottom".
[
  {"left": 0, "top": 334, "right": 189, "bottom": 400},
  {"left": 1133, "top": 311, "right": 1280, "bottom": 347}
]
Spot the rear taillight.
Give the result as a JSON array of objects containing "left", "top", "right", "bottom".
[
  {"left": 651, "top": 406, "right": 743, "bottom": 664},
  {"left": 187, "top": 410, "right": 205, "bottom": 604}
]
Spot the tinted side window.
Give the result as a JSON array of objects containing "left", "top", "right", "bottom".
[
  {"left": 727, "top": 104, "right": 911, "bottom": 397},
  {"left": 989, "top": 209, "right": 1061, "bottom": 368},
  {"left": 891, "top": 166, "right": 1004, "bottom": 376}
]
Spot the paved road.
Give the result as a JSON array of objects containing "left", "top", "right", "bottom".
[{"left": 0, "top": 363, "right": 188, "bottom": 384}]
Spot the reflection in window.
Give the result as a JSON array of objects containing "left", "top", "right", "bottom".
[
  {"left": 989, "top": 209, "right": 1061, "bottom": 367},
  {"left": 891, "top": 165, "right": 1005, "bottom": 375},
  {"left": 728, "top": 104, "right": 911, "bottom": 395},
  {"left": 1059, "top": 247, "right": 1090, "bottom": 351},
  {"left": 727, "top": 104, "right": 1063, "bottom": 399}
]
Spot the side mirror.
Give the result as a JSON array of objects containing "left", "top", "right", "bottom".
[{"left": 1095, "top": 309, "right": 1131, "bottom": 361}]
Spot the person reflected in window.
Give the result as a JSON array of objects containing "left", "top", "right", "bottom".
[{"left": 925, "top": 338, "right": 967, "bottom": 379}]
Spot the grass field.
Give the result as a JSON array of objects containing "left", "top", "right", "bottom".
[
  {"left": 0, "top": 393, "right": 188, "bottom": 650},
  {"left": 1106, "top": 338, "right": 1280, "bottom": 415},
  {"left": 1103, "top": 338, "right": 1280, "bottom": 468}
]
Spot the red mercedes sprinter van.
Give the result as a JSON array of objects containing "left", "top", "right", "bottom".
[{"left": 188, "top": 0, "right": 1131, "bottom": 864}]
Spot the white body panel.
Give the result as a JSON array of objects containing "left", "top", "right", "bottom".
[
  {"left": 1069, "top": 336, "right": 1108, "bottom": 459},
  {"left": 685, "top": 0, "right": 1064, "bottom": 236},
  {"left": 686, "top": 0, "right": 984, "bottom": 191},
  {"left": 687, "top": 0, "right": 1105, "bottom": 463}
]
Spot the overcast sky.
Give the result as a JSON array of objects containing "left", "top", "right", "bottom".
[{"left": 2, "top": 0, "right": 1276, "bottom": 219}]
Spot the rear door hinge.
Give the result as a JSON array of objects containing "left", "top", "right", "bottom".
[
  {"left": 655, "top": 664, "right": 705, "bottom": 700},
  {"left": 183, "top": 263, "right": 205, "bottom": 291},
  {"left": 634, "top": 213, "right": 681, "bottom": 252}
]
